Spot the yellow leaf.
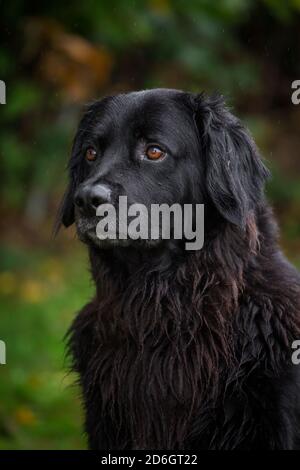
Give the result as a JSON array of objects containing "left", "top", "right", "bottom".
[
  {"left": 19, "top": 280, "right": 45, "bottom": 303},
  {"left": 0, "top": 272, "right": 17, "bottom": 295},
  {"left": 14, "top": 407, "right": 37, "bottom": 426}
]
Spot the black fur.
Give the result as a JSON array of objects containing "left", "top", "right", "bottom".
[{"left": 57, "top": 89, "right": 300, "bottom": 450}]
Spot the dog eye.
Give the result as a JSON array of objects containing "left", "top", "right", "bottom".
[
  {"left": 85, "top": 148, "right": 97, "bottom": 162},
  {"left": 145, "top": 145, "right": 165, "bottom": 161}
]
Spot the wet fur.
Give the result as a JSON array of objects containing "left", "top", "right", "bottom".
[{"left": 58, "top": 90, "right": 300, "bottom": 449}]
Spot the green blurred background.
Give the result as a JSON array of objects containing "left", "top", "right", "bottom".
[{"left": 1, "top": 0, "right": 300, "bottom": 449}]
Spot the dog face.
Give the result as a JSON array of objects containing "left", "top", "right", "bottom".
[{"left": 57, "top": 89, "right": 270, "bottom": 249}]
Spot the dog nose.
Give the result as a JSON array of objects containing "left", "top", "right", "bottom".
[{"left": 74, "top": 184, "right": 112, "bottom": 214}]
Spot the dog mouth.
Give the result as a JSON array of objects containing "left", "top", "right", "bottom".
[
  {"left": 75, "top": 199, "right": 204, "bottom": 251},
  {"left": 75, "top": 215, "right": 162, "bottom": 249},
  {"left": 74, "top": 195, "right": 205, "bottom": 251}
]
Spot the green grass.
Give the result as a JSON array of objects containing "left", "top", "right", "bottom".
[{"left": 0, "top": 243, "right": 93, "bottom": 449}]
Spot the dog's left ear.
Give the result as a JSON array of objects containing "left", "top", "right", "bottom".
[{"left": 193, "top": 93, "right": 270, "bottom": 227}]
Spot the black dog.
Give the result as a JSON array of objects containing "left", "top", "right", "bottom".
[{"left": 57, "top": 89, "right": 300, "bottom": 450}]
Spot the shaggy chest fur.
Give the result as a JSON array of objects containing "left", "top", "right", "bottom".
[
  {"left": 94, "top": 329, "right": 211, "bottom": 449},
  {"left": 68, "top": 225, "right": 300, "bottom": 449},
  {"left": 72, "top": 295, "right": 232, "bottom": 449},
  {"left": 70, "top": 282, "right": 300, "bottom": 450}
]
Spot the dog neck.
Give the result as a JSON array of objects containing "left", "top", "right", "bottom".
[
  {"left": 88, "top": 210, "right": 259, "bottom": 289},
  {"left": 86, "top": 215, "right": 260, "bottom": 405}
]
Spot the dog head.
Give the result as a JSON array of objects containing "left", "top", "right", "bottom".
[{"left": 56, "top": 89, "right": 270, "bottom": 249}]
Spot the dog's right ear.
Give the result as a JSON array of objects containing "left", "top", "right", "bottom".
[
  {"left": 54, "top": 100, "right": 107, "bottom": 235},
  {"left": 55, "top": 180, "right": 76, "bottom": 231},
  {"left": 53, "top": 140, "right": 80, "bottom": 235},
  {"left": 53, "top": 125, "right": 86, "bottom": 235}
]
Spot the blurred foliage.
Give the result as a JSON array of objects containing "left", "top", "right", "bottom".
[
  {"left": 1, "top": 0, "right": 300, "bottom": 217},
  {"left": 0, "top": 0, "right": 300, "bottom": 449},
  {"left": 0, "top": 243, "right": 91, "bottom": 449}
]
